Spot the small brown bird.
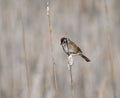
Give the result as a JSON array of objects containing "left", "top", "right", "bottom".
[{"left": 60, "top": 37, "right": 90, "bottom": 62}]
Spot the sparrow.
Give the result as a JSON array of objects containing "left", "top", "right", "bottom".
[{"left": 60, "top": 37, "right": 90, "bottom": 62}]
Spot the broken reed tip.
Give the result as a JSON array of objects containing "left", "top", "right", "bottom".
[{"left": 46, "top": 2, "right": 50, "bottom": 16}]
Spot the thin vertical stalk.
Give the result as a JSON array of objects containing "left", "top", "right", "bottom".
[
  {"left": 103, "top": 80, "right": 108, "bottom": 98},
  {"left": 103, "top": 0, "right": 116, "bottom": 98},
  {"left": 98, "top": 80, "right": 108, "bottom": 98},
  {"left": 69, "top": 65, "right": 74, "bottom": 98},
  {"left": 22, "top": 18, "right": 30, "bottom": 98},
  {"left": 12, "top": 55, "right": 17, "bottom": 98},
  {"left": 47, "top": 1, "right": 59, "bottom": 98},
  {"left": 67, "top": 41, "right": 74, "bottom": 98},
  {"left": 53, "top": 62, "right": 59, "bottom": 98}
]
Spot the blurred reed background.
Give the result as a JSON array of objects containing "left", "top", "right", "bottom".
[{"left": 0, "top": 0, "right": 120, "bottom": 98}]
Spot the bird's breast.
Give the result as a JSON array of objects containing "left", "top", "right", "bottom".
[{"left": 62, "top": 44, "right": 69, "bottom": 53}]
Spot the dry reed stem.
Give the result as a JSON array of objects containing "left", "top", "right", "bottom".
[
  {"left": 98, "top": 80, "right": 108, "bottom": 98},
  {"left": 103, "top": 80, "right": 108, "bottom": 98},
  {"left": 12, "top": 67, "right": 17, "bottom": 98},
  {"left": 103, "top": 0, "right": 116, "bottom": 98},
  {"left": 68, "top": 65, "right": 74, "bottom": 98},
  {"left": 67, "top": 43, "right": 74, "bottom": 98},
  {"left": 47, "top": 1, "right": 59, "bottom": 98},
  {"left": 53, "top": 62, "right": 59, "bottom": 98},
  {"left": 22, "top": 18, "right": 30, "bottom": 98}
]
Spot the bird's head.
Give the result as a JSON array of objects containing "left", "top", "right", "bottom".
[{"left": 60, "top": 37, "right": 67, "bottom": 45}]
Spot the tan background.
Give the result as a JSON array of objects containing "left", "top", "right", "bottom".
[{"left": 0, "top": 0, "right": 120, "bottom": 98}]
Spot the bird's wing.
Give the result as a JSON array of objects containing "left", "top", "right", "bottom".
[{"left": 68, "top": 39, "right": 83, "bottom": 53}]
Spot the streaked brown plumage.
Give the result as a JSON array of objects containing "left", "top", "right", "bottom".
[{"left": 60, "top": 37, "right": 90, "bottom": 62}]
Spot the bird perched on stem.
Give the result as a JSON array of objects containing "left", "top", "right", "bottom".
[{"left": 60, "top": 37, "right": 90, "bottom": 62}]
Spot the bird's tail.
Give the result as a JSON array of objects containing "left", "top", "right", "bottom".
[{"left": 80, "top": 54, "right": 90, "bottom": 62}]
